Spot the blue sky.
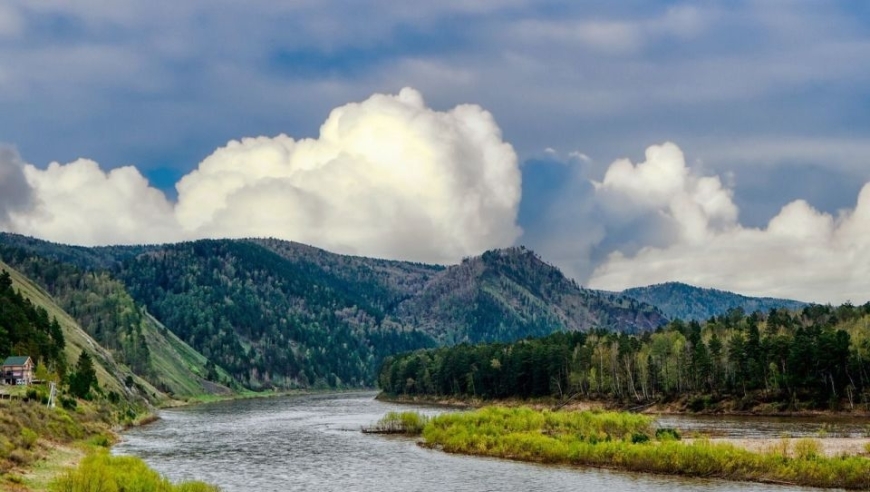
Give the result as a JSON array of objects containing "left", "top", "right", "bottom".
[{"left": 1, "top": 1, "right": 870, "bottom": 302}]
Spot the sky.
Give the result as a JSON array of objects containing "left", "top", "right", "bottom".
[{"left": 1, "top": 1, "right": 870, "bottom": 304}]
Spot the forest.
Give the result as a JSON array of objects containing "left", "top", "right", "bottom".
[
  {"left": 379, "top": 302, "right": 870, "bottom": 410},
  {"left": 0, "top": 270, "right": 66, "bottom": 376}
]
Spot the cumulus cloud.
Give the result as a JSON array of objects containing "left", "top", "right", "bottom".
[
  {"left": 10, "top": 159, "right": 179, "bottom": 245},
  {"left": 3, "top": 88, "right": 522, "bottom": 264},
  {"left": 584, "top": 143, "right": 870, "bottom": 304}
]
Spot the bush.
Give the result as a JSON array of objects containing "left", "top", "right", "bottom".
[
  {"left": 631, "top": 433, "right": 650, "bottom": 444},
  {"left": 793, "top": 438, "right": 822, "bottom": 460},
  {"left": 20, "top": 428, "right": 38, "bottom": 449},
  {"left": 87, "top": 433, "right": 112, "bottom": 448},
  {"left": 655, "top": 427, "right": 681, "bottom": 441},
  {"left": 60, "top": 396, "right": 77, "bottom": 410},
  {"left": 365, "top": 411, "right": 430, "bottom": 435}
]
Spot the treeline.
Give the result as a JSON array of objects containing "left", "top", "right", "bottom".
[
  {"left": 379, "top": 303, "right": 870, "bottom": 410},
  {"left": 118, "top": 240, "right": 434, "bottom": 388},
  {"left": 0, "top": 270, "right": 66, "bottom": 375}
]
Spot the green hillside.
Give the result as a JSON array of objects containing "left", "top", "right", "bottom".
[
  {"left": 0, "top": 260, "right": 157, "bottom": 401},
  {"left": 0, "top": 234, "right": 668, "bottom": 391},
  {"left": 621, "top": 282, "right": 808, "bottom": 321},
  {"left": 0, "top": 247, "right": 231, "bottom": 399}
]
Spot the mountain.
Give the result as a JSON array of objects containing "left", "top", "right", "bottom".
[
  {"left": 0, "top": 233, "right": 666, "bottom": 390},
  {"left": 620, "top": 282, "right": 808, "bottom": 321},
  {"left": 395, "top": 247, "right": 665, "bottom": 343}
]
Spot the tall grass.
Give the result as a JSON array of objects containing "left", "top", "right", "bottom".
[
  {"left": 0, "top": 399, "right": 101, "bottom": 473},
  {"left": 364, "top": 411, "right": 430, "bottom": 435},
  {"left": 413, "top": 407, "right": 870, "bottom": 490},
  {"left": 50, "top": 450, "right": 219, "bottom": 492}
]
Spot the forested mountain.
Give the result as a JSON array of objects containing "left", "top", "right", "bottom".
[
  {"left": 380, "top": 303, "right": 870, "bottom": 411},
  {"left": 115, "top": 239, "right": 434, "bottom": 388},
  {"left": 395, "top": 247, "right": 665, "bottom": 343},
  {"left": 0, "top": 233, "right": 666, "bottom": 390},
  {"left": 621, "top": 282, "right": 807, "bottom": 321}
]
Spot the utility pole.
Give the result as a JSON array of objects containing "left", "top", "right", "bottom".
[{"left": 47, "top": 381, "right": 56, "bottom": 409}]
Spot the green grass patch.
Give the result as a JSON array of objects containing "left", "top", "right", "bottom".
[
  {"left": 49, "top": 450, "right": 219, "bottom": 491},
  {"left": 409, "top": 407, "right": 870, "bottom": 490},
  {"left": 364, "top": 411, "right": 431, "bottom": 435}
]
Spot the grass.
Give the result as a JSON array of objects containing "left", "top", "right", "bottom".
[
  {"left": 0, "top": 398, "right": 220, "bottom": 491},
  {"left": 401, "top": 407, "right": 870, "bottom": 490},
  {"left": 49, "top": 450, "right": 219, "bottom": 492},
  {"left": 363, "top": 411, "right": 431, "bottom": 434},
  {"left": 0, "top": 399, "right": 104, "bottom": 476}
]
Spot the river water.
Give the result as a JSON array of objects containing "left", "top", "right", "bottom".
[{"left": 114, "top": 392, "right": 833, "bottom": 492}]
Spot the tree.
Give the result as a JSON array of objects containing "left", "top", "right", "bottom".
[{"left": 69, "top": 352, "right": 97, "bottom": 399}]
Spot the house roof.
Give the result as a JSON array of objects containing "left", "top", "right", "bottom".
[{"left": 2, "top": 356, "right": 32, "bottom": 366}]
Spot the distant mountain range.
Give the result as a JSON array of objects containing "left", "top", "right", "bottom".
[
  {"left": 0, "top": 232, "right": 808, "bottom": 395},
  {"left": 620, "top": 282, "right": 807, "bottom": 321}
]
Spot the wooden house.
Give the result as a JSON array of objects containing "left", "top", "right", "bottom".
[{"left": 2, "top": 356, "right": 34, "bottom": 385}]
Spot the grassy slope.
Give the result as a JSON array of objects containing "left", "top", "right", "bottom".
[
  {"left": 0, "top": 259, "right": 229, "bottom": 400},
  {"left": 0, "top": 260, "right": 152, "bottom": 399},
  {"left": 141, "top": 313, "right": 232, "bottom": 397}
]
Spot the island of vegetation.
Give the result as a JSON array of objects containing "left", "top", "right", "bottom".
[{"left": 370, "top": 408, "right": 870, "bottom": 490}]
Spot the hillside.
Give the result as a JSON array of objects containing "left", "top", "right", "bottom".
[
  {"left": 395, "top": 247, "right": 665, "bottom": 343},
  {"left": 621, "top": 282, "right": 808, "bottom": 321},
  {"left": 0, "top": 246, "right": 231, "bottom": 399},
  {"left": 114, "top": 239, "right": 434, "bottom": 388},
  {"left": 0, "top": 233, "right": 667, "bottom": 390},
  {"left": 0, "top": 260, "right": 159, "bottom": 404}
]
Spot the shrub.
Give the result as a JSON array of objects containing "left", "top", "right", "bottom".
[
  {"left": 655, "top": 428, "right": 681, "bottom": 441},
  {"left": 20, "top": 427, "right": 38, "bottom": 449},
  {"left": 793, "top": 438, "right": 822, "bottom": 460},
  {"left": 87, "top": 433, "right": 112, "bottom": 448},
  {"left": 631, "top": 433, "right": 650, "bottom": 444},
  {"left": 365, "top": 411, "right": 430, "bottom": 435}
]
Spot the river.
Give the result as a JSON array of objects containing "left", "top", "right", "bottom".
[{"left": 114, "top": 392, "right": 832, "bottom": 492}]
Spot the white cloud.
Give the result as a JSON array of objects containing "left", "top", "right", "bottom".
[
  {"left": 586, "top": 143, "right": 870, "bottom": 304},
  {"left": 10, "top": 159, "right": 179, "bottom": 245},
  {"left": 4, "top": 88, "right": 522, "bottom": 264},
  {"left": 568, "top": 151, "right": 591, "bottom": 163}
]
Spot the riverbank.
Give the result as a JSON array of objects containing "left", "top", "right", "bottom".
[
  {"left": 3, "top": 387, "right": 376, "bottom": 491},
  {"left": 378, "top": 392, "right": 870, "bottom": 417},
  {"left": 385, "top": 407, "right": 870, "bottom": 490}
]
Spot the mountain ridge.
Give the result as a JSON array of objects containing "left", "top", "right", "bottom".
[
  {"left": 0, "top": 233, "right": 666, "bottom": 390},
  {"left": 621, "top": 281, "right": 808, "bottom": 321}
]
